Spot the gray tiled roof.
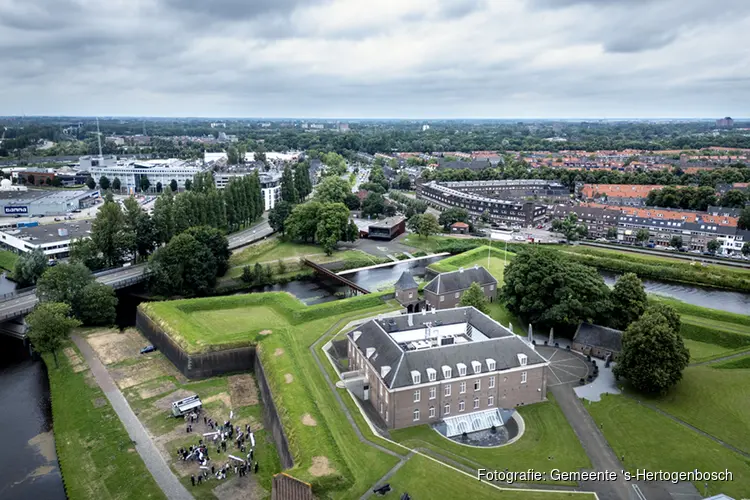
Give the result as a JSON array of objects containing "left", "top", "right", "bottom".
[
  {"left": 423, "top": 266, "right": 497, "bottom": 294},
  {"left": 574, "top": 323, "right": 623, "bottom": 352},
  {"left": 348, "top": 307, "right": 545, "bottom": 389},
  {"left": 394, "top": 271, "right": 418, "bottom": 291}
]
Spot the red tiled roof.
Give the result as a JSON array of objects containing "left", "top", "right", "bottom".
[
  {"left": 451, "top": 222, "right": 469, "bottom": 228},
  {"left": 581, "top": 184, "right": 666, "bottom": 199},
  {"left": 583, "top": 203, "right": 738, "bottom": 227}
]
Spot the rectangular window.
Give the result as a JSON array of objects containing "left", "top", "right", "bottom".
[
  {"left": 380, "top": 403, "right": 383, "bottom": 414},
  {"left": 440, "top": 296, "right": 445, "bottom": 302},
  {"left": 429, "top": 387, "right": 436, "bottom": 400},
  {"left": 444, "top": 384, "right": 451, "bottom": 397},
  {"left": 385, "top": 392, "right": 388, "bottom": 404},
  {"left": 489, "top": 376, "right": 495, "bottom": 389},
  {"left": 488, "top": 396, "right": 494, "bottom": 407},
  {"left": 454, "top": 292, "right": 460, "bottom": 298},
  {"left": 385, "top": 410, "right": 389, "bottom": 422},
  {"left": 444, "top": 404, "right": 450, "bottom": 416},
  {"left": 429, "top": 407, "right": 436, "bottom": 418},
  {"left": 459, "top": 400, "right": 465, "bottom": 412},
  {"left": 490, "top": 284, "right": 494, "bottom": 291},
  {"left": 379, "top": 385, "right": 383, "bottom": 397},
  {"left": 460, "top": 381, "right": 466, "bottom": 394},
  {"left": 413, "top": 390, "right": 421, "bottom": 403},
  {"left": 408, "top": 292, "right": 413, "bottom": 298},
  {"left": 413, "top": 409, "right": 420, "bottom": 421},
  {"left": 474, "top": 397, "right": 479, "bottom": 409},
  {"left": 521, "top": 371, "right": 527, "bottom": 384},
  {"left": 474, "top": 379, "right": 481, "bottom": 391}
]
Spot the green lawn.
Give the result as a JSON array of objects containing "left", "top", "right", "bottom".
[
  {"left": 683, "top": 338, "right": 736, "bottom": 362},
  {"left": 229, "top": 239, "right": 325, "bottom": 267},
  {"left": 587, "top": 394, "right": 750, "bottom": 499},
  {"left": 714, "top": 354, "right": 750, "bottom": 369},
  {"left": 386, "top": 455, "right": 592, "bottom": 500},
  {"left": 189, "top": 305, "right": 290, "bottom": 338},
  {"left": 45, "top": 345, "right": 165, "bottom": 500},
  {"left": 428, "top": 245, "right": 514, "bottom": 279},
  {"left": 391, "top": 395, "right": 590, "bottom": 486},
  {"left": 640, "top": 365, "right": 750, "bottom": 454},
  {"left": 0, "top": 249, "right": 18, "bottom": 272}
]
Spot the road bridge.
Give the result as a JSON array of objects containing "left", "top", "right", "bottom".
[{"left": 302, "top": 259, "right": 370, "bottom": 295}]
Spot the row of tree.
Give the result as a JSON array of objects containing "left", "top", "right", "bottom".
[{"left": 643, "top": 186, "right": 748, "bottom": 211}]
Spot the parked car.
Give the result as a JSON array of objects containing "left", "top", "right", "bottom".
[{"left": 140, "top": 345, "right": 157, "bottom": 354}]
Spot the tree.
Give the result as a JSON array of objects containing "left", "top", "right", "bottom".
[
  {"left": 397, "top": 172, "right": 411, "bottom": 190},
  {"left": 646, "top": 302, "right": 681, "bottom": 334},
  {"left": 184, "top": 226, "right": 230, "bottom": 276},
  {"left": 99, "top": 175, "right": 110, "bottom": 190},
  {"left": 314, "top": 176, "right": 350, "bottom": 204},
  {"left": 26, "top": 302, "right": 81, "bottom": 367},
  {"left": 156, "top": 181, "right": 163, "bottom": 193},
  {"left": 90, "top": 201, "right": 134, "bottom": 267},
  {"left": 707, "top": 239, "right": 721, "bottom": 254},
  {"left": 635, "top": 228, "right": 650, "bottom": 245},
  {"left": 268, "top": 200, "right": 292, "bottom": 235},
  {"left": 140, "top": 176, "right": 151, "bottom": 192},
  {"left": 344, "top": 192, "right": 361, "bottom": 211},
  {"left": 112, "top": 177, "right": 121, "bottom": 191},
  {"left": 362, "top": 192, "right": 385, "bottom": 217},
  {"left": 77, "top": 282, "right": 117, "bottom": 326},
  {"left": 285, "top": 202, "right": 322, "bottom": 243},
  {"left": 280, "top": 164, "right": 299, "bottom": 204},
  {"left": 86, "top": 176, "right": 96, "bottom": 190},
  {"left": 277, "top": 259, "right": 286, "bottom": 275},
  {"left": 152, "top": 191, "right": 175, "bottom": 245},
  {"left": 742, "top": 241, "right": 750, "bottom": 257},
  {"left": 459, "top": 282, "right": 489, "bottom": 314},
  {"left": 407, "top": 213, "right": 441, "bottom": 238},
  {"left": 500, "top": 246, "right": 611, "bottom": 327},
  {"left": 606, "top": 227, "right": 618, "bottom": 239},
  {"left": 738, "top": 207, "right": 750, "bottom": 230},
  {"left": 170, "top": 179, "right": 178, "bottom": 192},
  {"left": 70, "top": 238, "right": 106, "bottom": 271},
  {"left": 609, "top": 273, "right": 647, "bottom": 330},
  {"left": 718, "top": 189, "right": 746, "bottom": 208},
  {"left": 315, "top": 203, "right": 351, "bottom": 255},
  {"left": 294, "top": 162, "right": 312, "bottom": 199},
  {"left": 438, "top": 207, "right": 470, "bottom": 230},
  {"left": 147, "top": 232, "right": 217, "bottom": 297},
  {"left": 669, "top": 235, "right": 683, "bottom": 249},
  {"left": 13, "top": 248, "right": 48, "bottom": 287},
  {"left": 184, "top": 179, "right": 192, "bottom": 191},
  {"left": 613, "top": 306, "right": 689, "bottom": 395},
  {"left": 555, "top": 213, "right": 588, "bottom": 243},
  {"left": 37, "top": 262, "right": 92, "bottom": 307}
]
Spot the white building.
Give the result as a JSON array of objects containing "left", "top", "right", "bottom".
[
  {"left": 84, "top": 158, "right": 206, "bottom": 194},
  {"left": 717, "top": 230, "right": 750, "bottom": 256},
  {"left": 213, "top": 171, "right": 281, "bottom": 211},
  {"left": 0, "top": 221, "right": 92, "bottom": 259}
]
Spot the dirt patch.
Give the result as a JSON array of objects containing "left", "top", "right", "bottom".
[
  {"left": 308, "top": 456, "right": 335, "bottom": 477},
  {"left": 274, "top": 348, "right": 284, "bottom": 357},
  {"left": 83, "top": 371, "right": 98, "bottom": 388},
  {"left": 138, "top": 381, "right": 176, "bottom": 400},
  {"left": 212, "top": 474, "right": 268, "bottom": 500},
  {"left": 154, "top": 389, "right": 195, "bottom": 411},
  {"left": 301, "top": 414, "right": 317, "bottom": 427},
  {"left": 63, "top": 347, "right": 87, "bottom": 373},
  {"left": 204, "top": 392, "right": 232, "bottom": 410},
  {"left": 86, "top": 328, "right": 145, "bottom": 365},
  {"left": 92, "top": 398, "right": 107, "bottom": 408},
  {"left": 284, "top": 373, "right": 293, "bottom": 384},
  {"left": 110, "top": 359, "right": 171, "bottom": 390},
  {"left": 228, "top": 374, "right": 258, "bottom": 406},
  {"left": 258, "top": 330, "right": 272, "bottom": 335}
]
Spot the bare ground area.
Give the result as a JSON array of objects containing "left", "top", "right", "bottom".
[
  {"left": 228, "top": 375, "right": 259, "bottom": 406},
  {"left": 258, "top": 330, "right": 272, "bottom": 336},
  {"left": 284, "top": 374, "right": 293, "bottom": 384},
  {"left": 110, "top": 358, "right": 178, "bottom": 390},
  {"left": 301, "top": 414, "right": 317, "bottom": 427},
  {"left": 212, "top": 474, "right": 268, "bottom": 500},
  {"left": 273, "top": 348, "right": 284, "bottom": 357},
  {"left": 308, "top": 456, "right": 335, "bottom": 477},
  {"left": 86, "top": 328, "right": 146, "bottom": 365},
  {"left": 63, "top": 347, "right": 87, "bottom": 373},
  {"left": 154, "top": 389, "right": 196, "bottom": 411},
  {"left": 138, "top": 381, "right": 177, "bottom": 400}
]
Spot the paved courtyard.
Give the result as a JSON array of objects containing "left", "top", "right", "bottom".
[{"left": 535, "top": 346, "right": 591, "bottom": 387}]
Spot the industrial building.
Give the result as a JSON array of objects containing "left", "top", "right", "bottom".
[
  {"left": 83, "top": 157, "right": 206, "bottom": 195},
  {"left": 0, "top": 221, "right": 92, "bottom": 259},
  {"left": 0, "top": 188, "right": 100, "bottom": 217}
]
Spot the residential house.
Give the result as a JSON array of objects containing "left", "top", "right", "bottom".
[{"left": 424, "top": 266, "right": 497, "bottom": 310}]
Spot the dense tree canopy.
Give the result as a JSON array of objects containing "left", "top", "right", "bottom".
[
  {"left": 438, "top": 207, "right": 470, "bottom": 230},
  {"left": 285, "top": 201, "right": 358, "bottom": 254},
  {"left": 407, "top": 213, "right": 441, "bottom": 238},
  {"left": 27, "top": 302, "right": 81, "bottom": 367},
  {"left": 36, "top": 263, "right": 117, "bottom": 325},
  {"left": 147, "top": 232, "right": 219, "bottom": 297},
  {"left": 551, "top": 213, "right": 588, "bottom": 242},
  {"left": 613, "top": 304, "right": 689, "bottom": 395},
  {"left": 314, "top": 176, "right": 350, "bottom": 204},
  {"left": 501, "top": 247, "right": 610, "bottom": 328},
  {"left": 13, "top": 248, "right": 48, "bottom": 287},
  {"left": 280, "top": 164, "right": 299, "bottom": 204},
  {"left": 609, "top": 273, "right": 647, "bottom": 330}
]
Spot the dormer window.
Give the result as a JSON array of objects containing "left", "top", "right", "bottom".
[
  {"left": 486, "top": 358, "right": 496, "bottom": 371},
  {"left": 426, "top": 368, "right": 437, "bottom": 382},
  {"left": 457, "top": 363, "right": 467, "bottom": 377},
  {"left": 366, "top": 347, "right": 376, "bottom": 359},
  {"left": 471, "top": 361, "right": 481, "bottom": 374},
  {"left": 442, "top": 365, "right": 452, "bottom": 379},
  {"left": 517, "top": 353, "right": 528, "bottom": 366},
  {"left": 411, "top": 370, "right": 421, "bottom": 385}
]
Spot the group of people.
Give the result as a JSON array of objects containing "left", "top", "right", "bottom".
[{"left": 177, "top": 409, "right": 262, "bottom": 488}]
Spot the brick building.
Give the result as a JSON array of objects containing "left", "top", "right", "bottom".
[{"left": 346, "top": 307, "right": 548, "bottom": 430}]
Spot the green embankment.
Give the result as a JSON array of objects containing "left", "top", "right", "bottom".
[
  {"left": 0, "top": 250, "right": 18, "bottom": 273},
  {"left": 45, "top": 344, "right": 165, "bottom": 500}
]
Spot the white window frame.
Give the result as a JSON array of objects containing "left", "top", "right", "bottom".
[
  {"left": 413, "top": 390, "right": 421, "bottom": 403},
  {"left": 444, "top": 384, "right": 451, "bottom": 397},
  {"left": 454, "top": 292, "right": 460, "bottom": 298},
  {"left": 474, "top": 397, "right": 480, "bottom": 409},
  {"left": 385, "top": 391, "right": 388, "bottom": 404},
  {"left": 457, "top": 363, "right": 467, "bottom": 377},
  {"left": 385, "top": 410, "right": 389, "bottom": 422},
  {"left": 427, "top": 368, "right": 437, "bottom": 382},
  {"left": 460, "top": 381, "right": 466, "bottom": 394},
  {"left": 488, "top": 396, "right": 494, "bottom": 407},
  {"left": 474, "top": 379, "right": 481, "bottom": 391},
  {"left": 429, "top": 387, "right": 436, "bottom": 400},
  {"left": 413, "top": 409, "right": 420, "bottom": 421},
  {"left": 489, "top": 376, "right": 495, "bottom": 388},
  {"left": 444, "top": 404, "right": 450, "bottom": 416},
  {"left": 521, "top": 371, "right": 527, "bottom": 384},
  {"left": 429, "top": 406, "right": 436, "bottom": 418},
  {"left": 459, "top": 400, "right": 465, "bottom": 412},
  {"left": 440, "top": 295, "right": 445, "bottom": 302}
]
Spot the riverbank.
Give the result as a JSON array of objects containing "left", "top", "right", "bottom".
[{"left": 44, "top": 341, "right": 165, "bottom": 500}]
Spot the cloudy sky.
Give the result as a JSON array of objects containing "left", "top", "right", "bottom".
[{"left": 1, "top": 0, "right": 748, "bottom": 118}]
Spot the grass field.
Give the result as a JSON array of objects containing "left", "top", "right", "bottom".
[
  {"left": 390, "top": 395, "right": 590, "bottom": 485},
  {"left": 587, "top": 394, "right": 750, "bottom": 499},
  {"left": 0, "top": 249, "right": 18, "bottom": 272},
  {"left": 683, "top": 338, "right": 736, "bottom": 362},
  {"left": 385, "top": 455, "right": 593, "bottom": 500},
  {"left": 229, "top": 239, "right": 326, "bottom": 268},
  {"left": 427, "top": 245, "right": 514, "bottom": 278},
  {"left": 45, "top": 344, "right": 165, "bottom": 500},
  {"left": 714, "top": 354, "right": 750, "bottom": 369}
]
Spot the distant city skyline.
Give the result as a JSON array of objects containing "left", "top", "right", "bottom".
[{"left": 1, "top": 0, "right": 748, "bottom": 118}]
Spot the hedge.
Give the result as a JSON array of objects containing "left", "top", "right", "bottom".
[
  {"left": 650, "top": 297, "right": 750, "bottom": 328},
  {"left": 679, "top": 322, "right": 750, "bottom": 350}
]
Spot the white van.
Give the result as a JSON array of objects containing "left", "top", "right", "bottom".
[{"left": 171, "top": 395, "right": 202, "bottom": 417}]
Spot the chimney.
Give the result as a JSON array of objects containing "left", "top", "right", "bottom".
[{"left": 528, "top": 323, "right": 533, "bottom": 343}]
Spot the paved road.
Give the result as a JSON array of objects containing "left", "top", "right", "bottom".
[
  {"left": 71, "top": 335, "right": 194, "bottom": 500},
  {"left": 227, "top": 216, "right": 273, "bottom": 249},
  {"left": 580, "top": 241, "right": 750, "bottom": 269}
]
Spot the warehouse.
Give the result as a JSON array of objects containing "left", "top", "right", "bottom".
[
  {"left": 0, "top": 221, "right": 92, "bottom": 259},
  {"left": 0, "top": 188, "right": 100, "bottom": 217}
]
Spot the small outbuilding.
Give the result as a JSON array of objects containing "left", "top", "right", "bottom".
[
  {"left": 450, "top": 221, "right": 469, "bottom": 234},
  {"left": 394, "top": 270, "right": 420, "bottom": 312},
  {"left": 572, "top": 323, "right": 623, "bottom": 360}
]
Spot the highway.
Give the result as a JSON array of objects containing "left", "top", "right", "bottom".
[{"left": 227, "top": 217, "right": 273, "bottom": 249}]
